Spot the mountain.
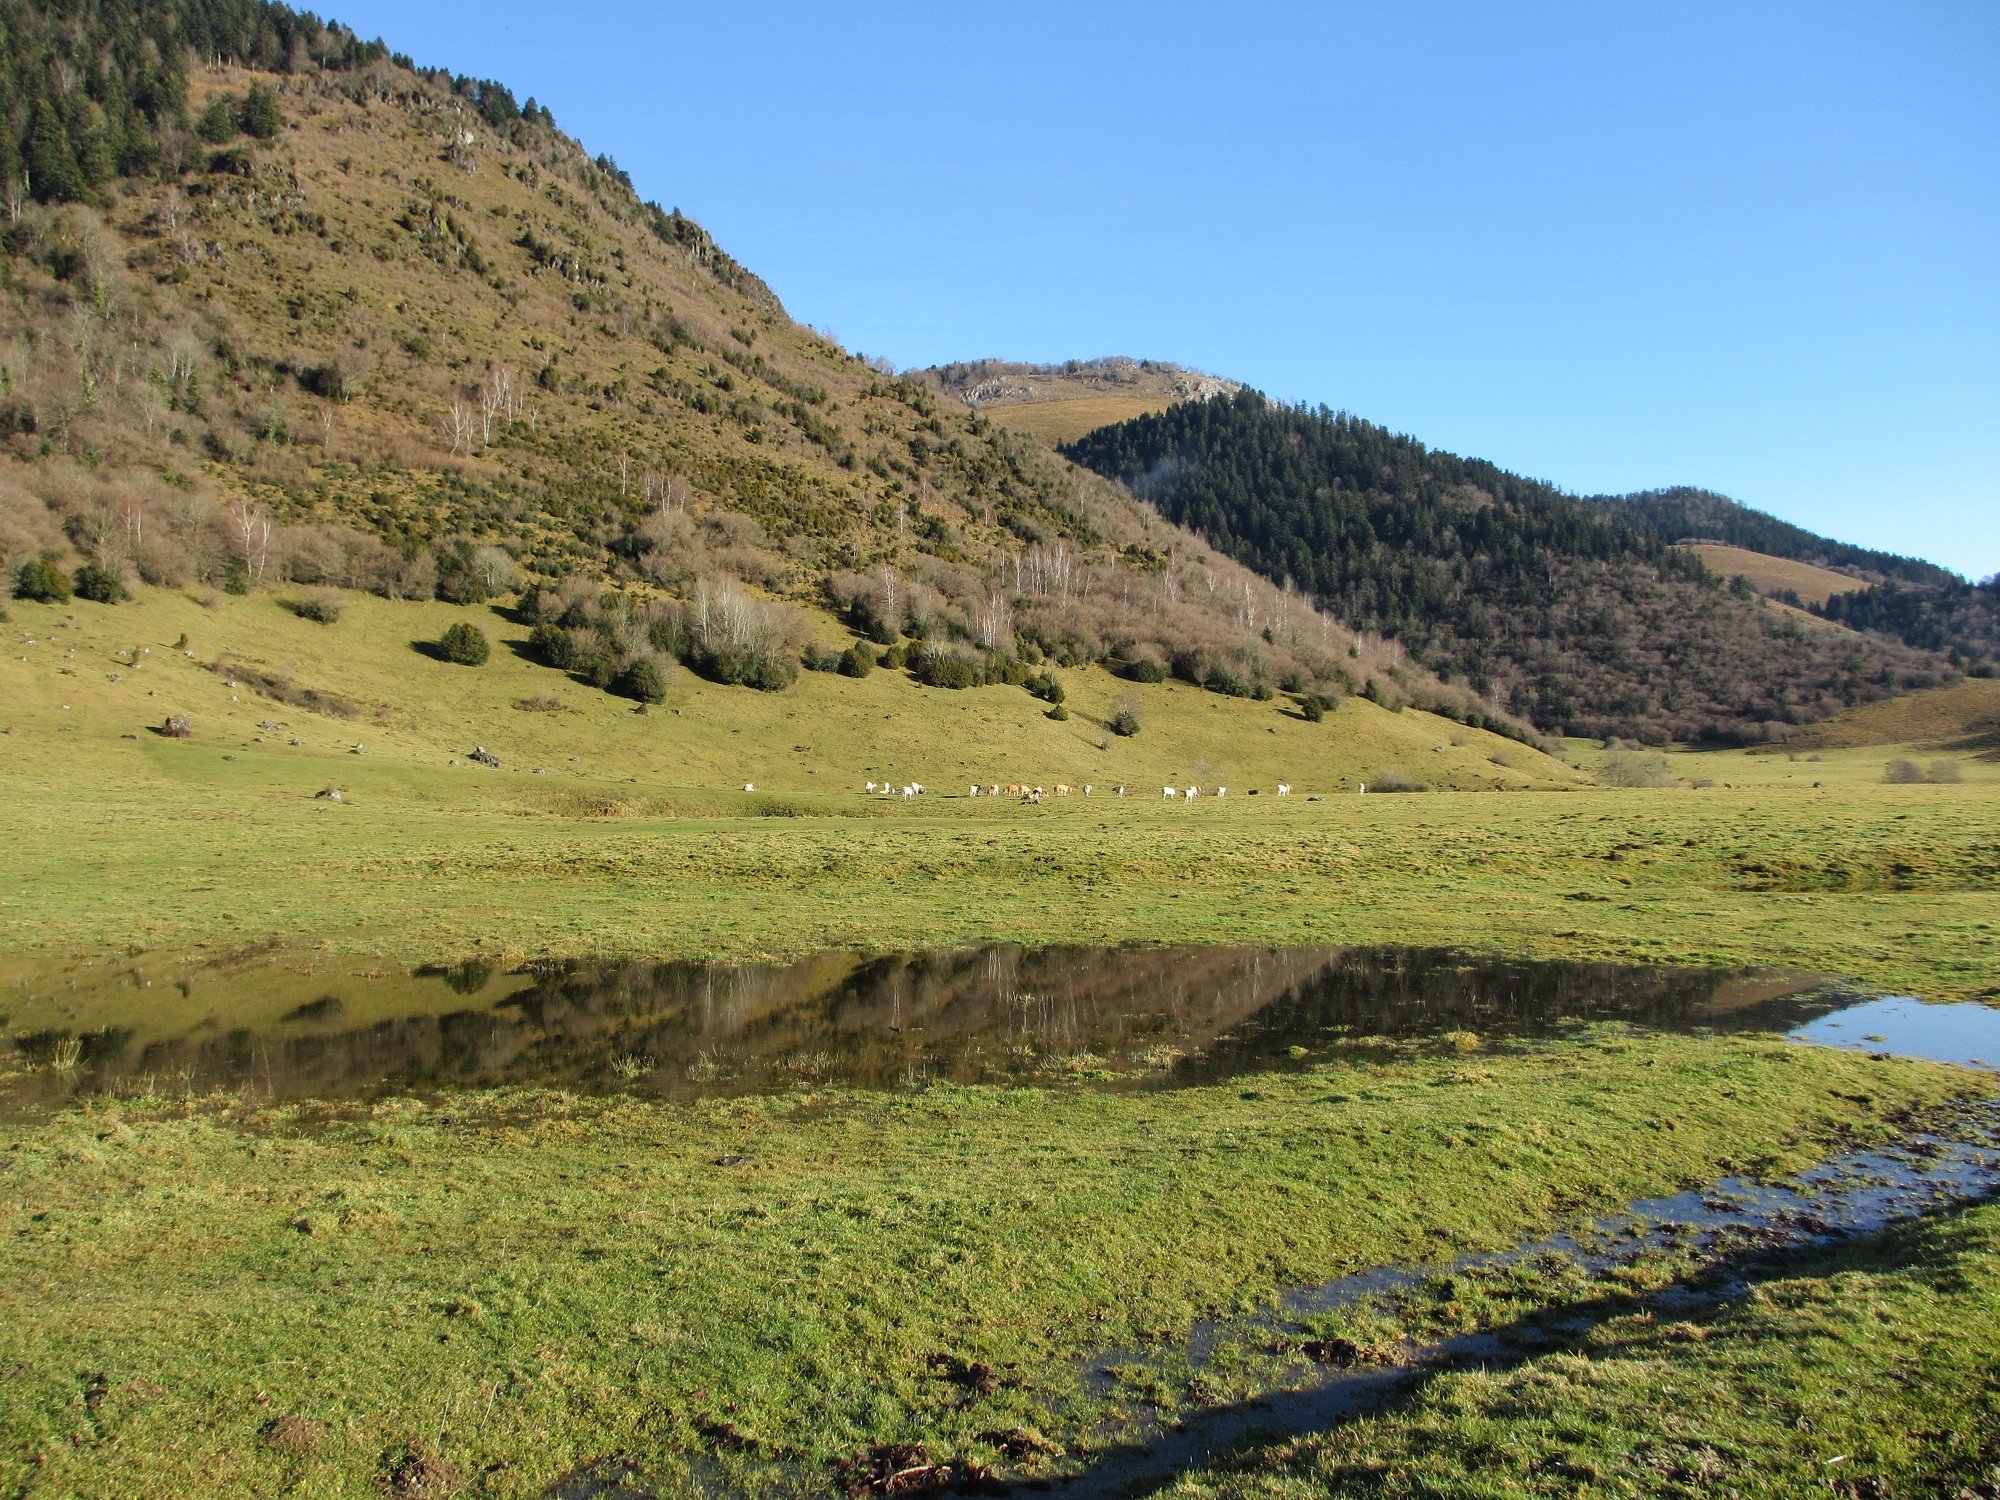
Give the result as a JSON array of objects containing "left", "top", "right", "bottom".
[
  {"left": 915, "top": 358, "right": 1242, "bottom": 447},
  {"left": 0, "top": 1, "right": 1526, "bottom": 739},
  {"left": 1061, "top": 391, "right": 1957, "bottom": 743}
]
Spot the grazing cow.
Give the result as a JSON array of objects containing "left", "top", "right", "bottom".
[
  {"left": 1054, "top": 784, "right": 1069, "bottom": 797},
  {"left": 903, "top": 785, "right": 915, "bottom": 799},
  {"left": 1114, "top": 784, "right": 1126, "bottom": 797},
  {"left": 1276, "top": 782, "right": 1291, "bottom": 797},
  {"left": 1004, "top": 784, "right": 1019, "bottom": 796},
  {"left": 1163, "top": 785, "right": 1177, "bottom": 799},
  {"left": 743, "top": 783, "right": 755, "bottom": 792},
  {"left": 1359, "top": 783, "right": 1368, "bottom": 795},
  {"left": 1215, "top": 786, "right": 1227, "bottom": 799},
  {"left": 1184, "top": 786, "right": 1199, "bottom": 802},
  {"left": 968, "top": 784, "right": 979, "bottom": 797},
  {"left": 988, "top": 784, "right": 1000, "bottom": 797},
  {"left": 912, "top": 783, "right": 925, "bottom": 796},
  {"left": 866, "top": 780, "right": 877, "bottom": 793},
  {"left": 1082, "top": 784, "right": 1091, "bottom": 796}
]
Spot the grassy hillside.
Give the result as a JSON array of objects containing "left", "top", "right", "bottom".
[
  {"left": 0, "top": 4, "right": 1523, "bottom": 744},
  {"left": 1683, "top": 543, "right": 1866, "bottom": 608},
  {"left": 1784, "top": 676, "right": 2000, "bottom": 755},
  {"left": 1062, "top": 392, "right": 1956, "bottom": 743},
  {"left": 983, "top": 394, "right": 1179, "bottom": 447}
]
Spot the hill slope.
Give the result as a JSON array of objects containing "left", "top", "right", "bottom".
[
  {"left": 1602, "top": 487, "right": 1955, "bottom": 587},
  {"left": 0, "top": 1, "right": 1524, "bottom": 740},
  {"left": 1682, "top": 544, "right": 1868, "bottom": 609},
  {"left": 1062, "top": 391, "right": 1956, "bottom": 743}
]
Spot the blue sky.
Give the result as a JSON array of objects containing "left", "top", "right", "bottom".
[{"left": 332, "top": 2, "right": 1997, "bottom": 579}]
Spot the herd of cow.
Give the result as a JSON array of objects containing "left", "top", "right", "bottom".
[{"left": 861, "top": 779, "right": 1313, "bottom": 803}]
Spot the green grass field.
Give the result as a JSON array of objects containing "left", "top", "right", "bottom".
[
  {"left": 4, "top": 583, "right": 1999, "bottom": 1497},
  {"left": 3, "top": 586, "right": 1996, "bottom": 998}
]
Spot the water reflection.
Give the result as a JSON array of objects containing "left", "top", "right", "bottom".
[{"left": 0, "top": 944, "right": 1844, "bottom": 1114}]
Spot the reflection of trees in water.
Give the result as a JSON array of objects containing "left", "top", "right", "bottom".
[{"left": 2, "top": 947, "right": 1832, "bottom": 1113}]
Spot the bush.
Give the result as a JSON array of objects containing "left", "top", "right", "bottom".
[
  {"left": 1300, "top": 695, "right": 1327, "bottom": 723},
  {"left": 910, "top": 648, "right": 982, "bottom": 689},
  {"left": 613, "top": 655, "right": 668, "bottom": 703},
  {"left": 1119, "top": 656, "right": 1168, "bottom": 684},
  {"left": 879, "top": 643, "right": 906, "bottom": 671},
  {"left": 436, "top": 621, "right": 491, "bottom": 665},
  {"left": 1598, "top": 752, "right": 1678, "bottom": 789},
  {"left": 837, "top": 642, "right": 875, "bottom": 678},
  {"left": 801, "top": 645, "right": 841, "bottom": 672},
  {"left": 287, "top": 590, "right": 343, "bottom": 624},
  {"left": 1110, "top": 691, "right": 1142, "bottom": 737},
  {"left": 1027, "top": 671, "right": 1065, "bottom": 705},
  {"left": 1368, "top": 768, "right": 1429, "bottom": 793},
  {"left": 1885, "top": 758, "right": 1963, "bottom": 785},
  {"left": 72, "top": 562, "right": 128, "bottom": 604},
  {"left": 1046, "top": 703, "right": 1069, "bottom": 721},
  {"left": 14, "top": 557, "right": 70, "bottom": 603}
]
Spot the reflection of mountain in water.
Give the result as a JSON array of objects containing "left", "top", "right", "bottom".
[{"left": 0, "top": 946, "right": 1834, "bottom": 1113}]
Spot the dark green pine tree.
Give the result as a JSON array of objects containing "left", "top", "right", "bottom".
[
  {"left": 26, "top": 97, "right": 85, "bottom": 202},
  {"left": 240, "top": 81, "right": 282, "bottom": 139}
]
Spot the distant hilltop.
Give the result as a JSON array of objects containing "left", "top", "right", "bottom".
[
  {"left": 919, "top": 357, "right": 1241, "bottom": 406},
  {"left": 915, "top": 358, "right": 1242, "bottom": 446}
]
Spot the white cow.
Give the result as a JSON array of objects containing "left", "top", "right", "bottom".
[
  {"left": 1163, "top": 785, "right": 1177, "bottom": 799},
  {"left": 968, "top": 784, "right": 979, "bottom": 797},
  {"left": 903, "top": 785, "right": 916, "bottom": 799},
  {"left": 866, "top": 780, "right": 877, "bottom": 792},
  {"left": 1114, "top": 784, "right": 1126, "bottom": 797},
  {"left": 1276, "top": 782, "right": 1291, "bottom": 797},
  {"left": 1184, "top": 786, "right": 1199, "bottom": 802},
  {"left": 1214, "top": 786, "right": 1227, "bottom": 799},
  {"left": 743, "top": 783, "right": 755, "bottom": 792},
  {"left": 1359, "top": 783, "right": 1368, "bottom": 795},
  {"left": 988, "top": 784, "right": 1000, "bottom": 797}
]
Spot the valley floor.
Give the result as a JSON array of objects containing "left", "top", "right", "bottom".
[{"left": 2, "top": 586, "right": 1997, "bottom": 1497}]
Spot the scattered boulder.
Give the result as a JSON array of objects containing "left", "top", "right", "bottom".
[
  {"left": 161, "top": 714, "right": 192, "bottom": 738},
  {"left": 315, "top": 786, "right": 344, "bottom": 803},
  {"left": 468, "top": 745, "right": 501, "bottom": 768}
]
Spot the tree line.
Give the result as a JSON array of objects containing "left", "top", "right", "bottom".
[{"left": 1063, "top": 391, "right": 1955, "bottom": 742}]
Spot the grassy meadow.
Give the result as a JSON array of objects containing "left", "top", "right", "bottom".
[
  {"left": 2, "top": 585, "right": 1996, "bottom": 997},
  {"left": 3, "top": 582, "right": 1999, "bottom": 1497},
  {"left": 0, "top": 1031, "right": 1983, "bottom": 1498}
]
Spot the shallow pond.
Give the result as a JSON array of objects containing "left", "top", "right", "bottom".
[{"left": 2, "top": 941, "right": 1967, "bottom": 1115}]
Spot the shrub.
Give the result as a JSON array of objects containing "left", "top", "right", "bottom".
[
  {"left": 837, "top": 642, "right": 875, "bottom": 678},
  {"left": 287, "top": 590, "right": 344, "bottom": 624},
  {"left": 1027, "top": 671, "right": 1065, "bottom": 705},
  {"left": 1109, "top": 691, "right": 1142, "bottom": 737},
  {"left": 1300, "top": 695, "right": 1327, "bottom": 723},
  {"left": 910, "top": 648, "right": 982, "bottom": 689},
  {"left": 1598, "top": 752, "right": 1677, "bottom": 789},
  {"left": 1885, "top": 758, "right": 1963, "bottom": 785},
  {"left": 613, "top": 655, "right": 668, "bottom": 703},
  {"left": 1046, "top": 703, "right": 1069, "bottom": 721},
  {"left": 72, "top": 562, "right": 128, "bottom": 604},
  {"left": 14, "top": 557, "right": 70, "bottom": 602},
  {"left": 222, "top": 558, "right": 249, "bottom": 595},
  {"left": 1368, "top": 768, "right": 1429, "bottom": 793},
  {"left": 879, "top": 643, "right": 906, "bottom": 671},
  {"left": 1119, "top": 656, "right": 1168, "bottom": 684},
  {"left": 436, "top": 622, "right": 491, "bottom": 666}
]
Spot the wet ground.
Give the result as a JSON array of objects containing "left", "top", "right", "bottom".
[{"left": 0, "top": 942, "right": 1869, "bottom": 1114}]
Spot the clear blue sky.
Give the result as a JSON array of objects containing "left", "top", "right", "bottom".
[{"left": 331, "top": 1, "right": 1998, "bottom": 580}]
